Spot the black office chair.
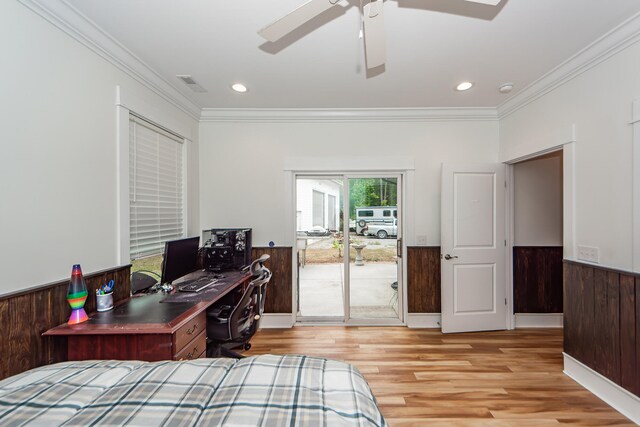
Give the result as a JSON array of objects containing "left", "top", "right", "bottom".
[
  {"left": 130, "top": 270, "right": 160, "bottom": 295},
  {"left": 206, "top": 255, "right": 272, "bottom": 358}
]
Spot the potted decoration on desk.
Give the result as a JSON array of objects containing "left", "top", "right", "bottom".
[{"left": 67, "top": 264, "right": 89, "bottom": 324}]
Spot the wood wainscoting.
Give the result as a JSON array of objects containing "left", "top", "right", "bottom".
[
  {"left": 564, "top": 260, "right": 639, "bottom": 397},
  {"left": 407, "top": 246, "right": 441, "bottom": 313},
  {"left": 513, "top": 246, "right": 563, "bottom": 313},
  {"left": 0, "top": 265, "right": 131, "bottom": 380},
  {"left": 254, "top": 245, "right": 440, "bottom": 317},
  {"left": 252, "top": 247, "right": 292, "bottom": 314}
]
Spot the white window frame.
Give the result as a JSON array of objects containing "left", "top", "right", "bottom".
[
  {"left": 128, "top": 114, "right": 186, "bottom": 261},
  {"left": 116, "top": 88, "right": 190, "bottom": 265}
]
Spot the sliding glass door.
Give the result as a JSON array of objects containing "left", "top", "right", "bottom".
[
  {"left": 347, "top": 176, "right": 401, "bottom": 321},
  {"left": 296, "top": 176, "right": 345, "bottom": 321},
  {"left": 295, "top": 173, "right": 403, "bottom": 324}
]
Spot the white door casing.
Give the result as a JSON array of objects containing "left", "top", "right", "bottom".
[{"left": 441, "top": 163, "right": 506, "bottom": 333}]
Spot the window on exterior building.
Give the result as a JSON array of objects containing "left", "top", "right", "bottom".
[
  {"left": 328, "top": 195, "right": 337, "bottom": 231},
  {"left": 313, "top": 190, "right": 325, "bottom": 227}
]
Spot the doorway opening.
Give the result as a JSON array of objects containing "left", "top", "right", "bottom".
[
  {"left": 511, "top": 150, "right": 564, "bottom": 327},
  {"left": 295, "top": 174, "right": 403, "bottom": 324}
]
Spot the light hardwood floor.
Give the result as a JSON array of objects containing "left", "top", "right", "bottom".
[{"left": 246, "top": 327, "right": 635, "bottom": 426}]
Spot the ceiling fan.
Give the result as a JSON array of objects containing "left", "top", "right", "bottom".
[{"left": 258, "top": 0, "right": 502, "bottom": 70}]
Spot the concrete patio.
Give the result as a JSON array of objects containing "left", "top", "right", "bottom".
[{"left": 298, "top": 262, "right": 398, "bottom": 318}]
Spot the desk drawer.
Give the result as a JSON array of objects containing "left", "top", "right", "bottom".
[
  {"left": 174, "top": 330, "right": 206, "bottom": 361},
  {"left": 174, "top": 312, "right": 206, "bottom": 354}
]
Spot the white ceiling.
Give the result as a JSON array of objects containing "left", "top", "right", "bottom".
[{"left": 65, "top": 0, "right": 640, "bottom": 109}]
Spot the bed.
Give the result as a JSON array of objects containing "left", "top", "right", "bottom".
[{"left": 0, "top": 354, "right": 387, "bottom": 426}]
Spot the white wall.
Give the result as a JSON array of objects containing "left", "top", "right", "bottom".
[
  {"left": 513, "top": 152, "right": 563, "bottom": 246},
  {"left": 199, "top": 120, "right": 499, "bottom": 247},
  {"left": 500, "top": 40, "right": 640, "bottom": 270},
  {"left": 0, "top": 1, "right": 199, "bottom": 295}
]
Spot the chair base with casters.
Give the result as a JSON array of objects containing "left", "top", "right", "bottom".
[
  {"left": 205, "top": 254, "right": 272, "bottom": 359},
  {"left": 205, "top": 303, "right": 259, "bottom": 359}
]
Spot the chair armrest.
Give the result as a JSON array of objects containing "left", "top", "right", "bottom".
[{"left": 207, "top": 305, "right": 232, "bottom": 319}]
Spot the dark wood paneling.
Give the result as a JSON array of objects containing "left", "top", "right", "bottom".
[
  {"left": 252, "top": 247, "right": 292, "bottom": 313},
  {"left": 637, "top": 276, "right": 640, "bottom": 397},
  {"left": 563, "top": 260, "right": 639, "bottom": 398},
  {"left": 619, "top": 274, "right": 638, "bottom": 395},
  {"left": 577, "top": 264, "right": 595, "bottom": 367},
  {"left": 259, "top": 245, "right": 443, "bottom": 315},
  {"left": 0, "top": 265, "right": 131, "bottom": 380},
  {"left": 407, "top": 247, "right": 441, "bottom": 313},
  {"left": 593, "top": 269, "right": 620, "bottom": 384},
  {"left": 513, "top": 246, "right": 563, "bottom": 313}
]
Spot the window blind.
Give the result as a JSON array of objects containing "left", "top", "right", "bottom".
[{"left": 129, "top": 116, "right": 184, "bottom": 260}]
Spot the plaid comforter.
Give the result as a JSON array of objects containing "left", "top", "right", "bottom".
[{"left": 0, "top": 354, "right": 386, "bottom": 427}]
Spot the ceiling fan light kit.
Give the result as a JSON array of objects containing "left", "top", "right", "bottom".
[{"left": 257, "top": 0, "right": 502, "bottom": 73}]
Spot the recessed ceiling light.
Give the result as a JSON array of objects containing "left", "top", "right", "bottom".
[
  {"left": 231, "top": 83, "right": 248, "bottom": 93},
  {"left": 456, "top": 82, "right": 474, "bottom": 91}
]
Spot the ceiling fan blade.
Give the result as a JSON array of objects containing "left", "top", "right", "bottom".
[
  {"left": 363, "top": 0, "right": 386, "bottom": 69},
  {"left": 463, "top": 0, "right": 502, "bottom": 5},
  {"left": 258, "top": 0, "right": 341, "bottom": 42}
]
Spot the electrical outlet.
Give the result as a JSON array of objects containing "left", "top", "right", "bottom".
[
  {"left": 577, "top": 245, "right": 599, "bottom": 263},
  {"left": 416, "top": 235, "right": 428, "bottom": 245}
]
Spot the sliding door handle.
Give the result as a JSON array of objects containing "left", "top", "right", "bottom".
[{"left": 397, "top": 238, "right": 402, "bottom": 258}]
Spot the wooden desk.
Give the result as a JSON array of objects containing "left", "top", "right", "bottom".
[{"left": 44, "top": 270, "right": 251, "bottom": 362}]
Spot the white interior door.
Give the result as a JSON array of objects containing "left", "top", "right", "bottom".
[{"left": 440, "top": 163, "right": 506, "bottom": 333}]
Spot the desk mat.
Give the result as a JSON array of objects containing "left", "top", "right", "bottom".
[{"left": 160, "top": 270, "right": 248, "bottom": 304}]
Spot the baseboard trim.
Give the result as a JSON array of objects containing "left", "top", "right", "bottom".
[
  {"left": 515, "top": 313, "right": 563, "bottom": 328},
  {"left": 259, "top": 313, "right": 294, "bottom": 329},
  {"left": 563, "top": 353, "right": 640, "bottom": 424},
  {"left": 406, "top": 313, "right": 441, "bottom": 328}
]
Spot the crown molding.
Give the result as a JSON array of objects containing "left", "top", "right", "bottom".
[
  {"left": 18, "top": 0, "right": 202, "bottom": 121},
  {"left": 200, "top": 107, "right": 499, "bottom": 123},
  {"left": 20, "top": 0, "right": 640, "bottom": 124},
  {"left": 498, "top": 11, "right": 640, "bottom": 120}
]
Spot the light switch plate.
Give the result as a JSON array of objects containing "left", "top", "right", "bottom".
[{"left": 577, "top": 245, "right": 599, "bottom": 263}]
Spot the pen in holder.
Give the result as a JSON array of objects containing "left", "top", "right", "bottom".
[
  {"left": 96, "top": 279, "right": 115, "bottom": 312},
  {"left": 96, "top": 292, "right": 114, "bottom": 312}
]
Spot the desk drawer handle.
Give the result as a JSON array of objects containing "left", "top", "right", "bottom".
[
  {"left": 186, "top": 324, "right": 198, "bottom": 335},
  {"left": 186, "top": 346, "right": 198, "bottom": 359}
]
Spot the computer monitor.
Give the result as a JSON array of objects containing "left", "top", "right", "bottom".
[{"left": 161, "top": 236, "right": 200, "bottom": 284}]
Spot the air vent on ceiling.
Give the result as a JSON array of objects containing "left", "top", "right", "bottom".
[{"left": 176, "top": 75, "right": 207, "bottom": 93}]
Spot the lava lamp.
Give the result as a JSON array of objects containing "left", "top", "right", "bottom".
[{"left": 67, "top": 264, "right": 89, "bottom": 324}]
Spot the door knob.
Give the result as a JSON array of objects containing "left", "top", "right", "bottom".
[{"left": 443, "top": 254, "right": 458, "bottom": 260}]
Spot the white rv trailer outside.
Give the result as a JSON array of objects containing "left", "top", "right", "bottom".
[{"left": 355, "top": 206, "right": 397, "bottom": 235}]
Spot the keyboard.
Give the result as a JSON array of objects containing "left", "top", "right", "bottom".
[{"left": 178, "top": 277, "right": 218, "bottom": 293}]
